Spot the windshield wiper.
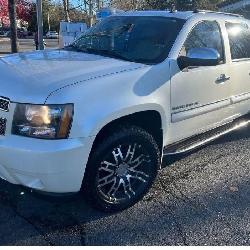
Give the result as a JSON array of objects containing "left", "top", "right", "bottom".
[
  {"left": 64, "top": 44, "right": 83, "bottom": 52},
  {"left": 65, "top": 44, "right": 133, "bottom": 62},
  {"left": 73, "top": 46, "right": 133, "bottom": 62},
  {"left": 87, "top": 48, "right": 133, "bottom": 62}
]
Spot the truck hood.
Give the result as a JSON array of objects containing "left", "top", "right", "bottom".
[{"left": 0, "top": 49, "right": 146, "bottom": 103}]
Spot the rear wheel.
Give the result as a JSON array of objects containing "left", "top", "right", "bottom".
[{"left": 82, "top": 126, "right": 161, "bottom": 212}]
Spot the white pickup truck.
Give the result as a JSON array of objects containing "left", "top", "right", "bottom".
[{"left": 0, "top": 10, "right": 250, "bottom": 212}]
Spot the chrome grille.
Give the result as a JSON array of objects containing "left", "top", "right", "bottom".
[
  {"left": 0, "top": 97, "right": 10, "bottom": 112},
  {"left": 0, "top": 118, "right": 6, "bottom": 136}
]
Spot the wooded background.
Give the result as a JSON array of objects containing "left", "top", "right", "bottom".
[{"left": 0, "top": 0, "right": 240, "bottom": 32}]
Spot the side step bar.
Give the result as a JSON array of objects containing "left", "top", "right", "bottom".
[{"left": 163, "top": 117, "right": 250, "bottom": 156}]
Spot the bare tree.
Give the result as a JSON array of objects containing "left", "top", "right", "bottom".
[
  {"left": 96, "top": 0, "right": 100, "bottom": 9},
  {"left": 110, "top": 0, "right": 223, "bottom": 11},
  {"left": 111, "top": 0, "right": 135, "bottom": 10},
  {"left": 8, "top": 0, "right": 18, "bottom": 53},
  {"left": 110, "top": 0, "right": 146, "bottom": 10},
  {"left": 81, "top": 0, "right": 94, "bottom": 26},
  {"left": 62, "top": 0, "right": 70, "bottom": 22}
]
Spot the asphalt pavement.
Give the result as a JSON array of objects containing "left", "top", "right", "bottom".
[
  {"left": 0, "top": 124, "right": 250, "bottom": 245},
  {"left": 0, "top": 38, "right": 59, "bottom": 56}
]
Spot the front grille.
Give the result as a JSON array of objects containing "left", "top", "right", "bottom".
[
  {"left": 0, "top": 97, "right": 10, "bottom": 112},
  {"left": 0, "top": 118, "right": 6, "bottom": 136}
]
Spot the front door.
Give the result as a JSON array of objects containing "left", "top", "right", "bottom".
[{"left": 168, "top": 20, "right": 233, "bottom": 143}]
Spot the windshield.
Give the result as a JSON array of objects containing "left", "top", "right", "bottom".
[{"left": 68, "top": 16, "right": 185, "bottom": 64}]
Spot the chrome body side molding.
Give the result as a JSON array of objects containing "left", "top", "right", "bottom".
[
  {"left": 171, "top": 91, "right": 250, "bottom": 123},
  {"left": 231, "top": 92, "right": 250, "bottom": 104},
  {"left": 171, "top": 99, "right": 231, "bottom": 123}
]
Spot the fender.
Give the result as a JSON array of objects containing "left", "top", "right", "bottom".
[{"left": 89, "top": 103, "right": 167, "bottom": 137}]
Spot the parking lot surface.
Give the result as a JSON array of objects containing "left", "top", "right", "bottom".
[
  {"left": 0, "top": 124, "right": 250, "bottom": 245},
  {"left": 0, "top": 38, "right": 59, "bottom": 56}
]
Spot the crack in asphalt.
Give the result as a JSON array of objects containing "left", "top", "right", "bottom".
[
  {"left": 0, "top": 190, "right": 54, "bottom": 246},
  {"left": 21, "top": 207, "right": 88, "bottom": 246},
  {"left": 156, "top": 178, "right": 188, "bottom": 245},
  {"left": 164, "top": 152, "right": 227, "bottom": 184},
  {"left": 154, "top": 152, "right": 231, "bottom": 246},
  {"left": 63, "top": 213, "right": 87, "bottom": 246},
  {"left": 167, "top": 206, "right": 188, "bottom": 246},
  {"left": 158, "top": 150, "right": 250, "bottom": 246},
  {"left": 158, "top": 152, "right": 227, "bottom": 208},
  {"left": 77, "top": 222, "right": 87, "bottom": 246},
  {"left": 11, "top": 210, "right": 54, "bottom": 246},
  {"left": 0, "top": 191, "right": 87, "bottom": 246}
]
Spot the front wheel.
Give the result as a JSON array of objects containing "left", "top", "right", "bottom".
[{"left": 82, "top": 126, "right": 161, "bottom": 212}]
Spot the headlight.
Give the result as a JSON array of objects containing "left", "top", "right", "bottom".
[{"left": 12, "top": 104, "right": 73, "bottom": 139}]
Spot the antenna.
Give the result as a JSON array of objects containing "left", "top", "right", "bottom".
[{"left": 169, "top": 4, "right": 177, "bottom": 13}]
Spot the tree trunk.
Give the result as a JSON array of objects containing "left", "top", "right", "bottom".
[
  {"left": 132, "top": 0, "right": 138, "bottom": 10},
  {"left": 63, "top": 0, "right": 70, "bottom": 22},
  {"left": 97, "top": 0, "right": 100, "bottom": 10},
  {"left": 8, "top": 0, "right": 18, "bottom": 53},
  {"left": 89, "top": 0, "right": 93, "bottom": 27},
  {"left": 97, "top": 0, "right": 103, "bottom": 10}
]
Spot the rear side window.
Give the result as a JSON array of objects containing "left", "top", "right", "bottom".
[
  {"left": 181, "top": 21, "right": 224, "bottom": 62},
  {"left": 226, "top": 22, "right": 250, "bottom": 60}
]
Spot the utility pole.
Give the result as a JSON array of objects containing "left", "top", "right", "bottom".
[
  {"left": 8, "top": 0, "right": 18, "bottom": 53},
  {"left": 36, "top": 0, "right": 44, "bottom": 50}
]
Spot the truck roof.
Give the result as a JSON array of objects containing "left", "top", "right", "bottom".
[
  {"left": 117, "top": 10, "right": 245, "bottom": 21},
  {"left": 117, "top": 10, "right": 194, "bottom": 19}
]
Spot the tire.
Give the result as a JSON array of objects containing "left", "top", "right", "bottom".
[{"left": 82, "top": 126, "right": 161, "bottom": 212}]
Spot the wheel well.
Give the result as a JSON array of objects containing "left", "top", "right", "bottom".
[{"left": 92, "top": 110, "right": 163, "bottom": 151}]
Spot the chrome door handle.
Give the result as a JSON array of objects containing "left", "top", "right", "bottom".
[{"left": 216, "top": 74, "right": 230, "bottom": 84}]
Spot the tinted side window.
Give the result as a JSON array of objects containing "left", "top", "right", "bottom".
[
  {"left": 181, "top": 21, "right": 224, "bottom": 62},
  {"left": 226, "top": 22, "right": 250, "bottom": 60}
]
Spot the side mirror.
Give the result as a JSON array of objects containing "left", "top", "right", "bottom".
[{"left": 177, "top": 48, "right": 221, "bottom": 70}]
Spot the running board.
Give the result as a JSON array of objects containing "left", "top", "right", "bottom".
[{"left": 163, "top": 118, "right": 250, "bottom": 156}]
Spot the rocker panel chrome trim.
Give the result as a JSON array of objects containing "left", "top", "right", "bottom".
[{"left": 164, "top": 118, "right": 250, "bottom": 156}]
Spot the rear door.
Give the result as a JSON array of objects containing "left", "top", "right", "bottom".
[
  {"left": 225, "top": 21, "right": 250, "bottom": 115},
  {"left": 168, "top": 20, "right": 233, "bottom": 142}
]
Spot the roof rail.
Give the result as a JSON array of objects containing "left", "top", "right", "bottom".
[{"left": 193, "top": 9, "right": 243, "bottom": 18}]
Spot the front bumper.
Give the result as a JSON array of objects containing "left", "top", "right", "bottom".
[{"left": 0, "top": 135, "right": 95, "bottom": 193}]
